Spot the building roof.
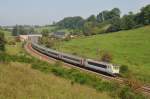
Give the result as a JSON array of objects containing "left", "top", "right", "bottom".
[
  {"left": 52, "top": 32, "right": 68, "bottom": 39},
  {"left": 53, "top": 32, "right": 66, "bottom": 36}
]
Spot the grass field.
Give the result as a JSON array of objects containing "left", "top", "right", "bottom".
[
  {"left": 0, "top": 29, "right": 12, "bottom": 39},
  {"left": 3, "top": 30, "right": 12, "bottom": 37},
  {"left": 54, "top": 26, "right": 150, "bottom": 83},
  {"left": 6, "top": 43, "right": 23, "bottom": 55},
  {"left": 1, "top": 31, "right": 112, "bottom": 99},
  {"left": 0, "top": 62, "right": 111, "bottom": 99}
]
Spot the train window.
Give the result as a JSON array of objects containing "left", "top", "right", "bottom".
[
  {"left": 107, "top": 66, "right": 111, "bottom": 69},
  {"left": 63, "top": 55, "right": 80, "bottom": 62},
  {"left": 88, "top": 61, "right": 107, "bottom": 68},
  {"left": 48, "top": 51, "right": 58, "bottom": 56},
  {"left": 113, "top": 66, "right": 119, "bottom": 70}
]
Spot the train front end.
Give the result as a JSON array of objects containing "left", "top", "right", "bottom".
[{"left": 107, "top": 64, "right": 120, "bottom": 76}]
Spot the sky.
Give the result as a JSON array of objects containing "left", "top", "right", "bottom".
[{"left": 0, "top": 0, "right": 150, "bottom": 26}]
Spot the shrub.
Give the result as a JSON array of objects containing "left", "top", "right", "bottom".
[
  {"left": 64, "top": 36, "right": 71, "bottom": 41},
  {"left": 72, "top": 52, "right": 77, "bottom": 55},
  {"left": 0, "top": 31, "right": 5, "bottom": 51},
  {"left": 7, "top": 41, "right": 16, "bottom": 45},
  {"left": 118, "top": 86, "right": 145, "bottom": 99},
  {"left": 15, "top": 37, "right": 21, "bottom": 42},
  {"left": 54, "top": 60, "right": 62, "bottom": 67},
  {"left": 126, "top": 78, "right": 142, "bottom": 90},
  {"left": 101, "top": 51, "right": 113, "bottom": 62},
  {"left": 0, "top": 53, "right": 8, "bottom": 63},
  {"left": 70, "top": 80, "right": 75, "bottom": 86},
  {"left": 120, "top": 65, "right": 129, "bottom": 74}
]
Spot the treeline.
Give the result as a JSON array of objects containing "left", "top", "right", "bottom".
[
  {"left": 0, "top": 30, "right": 5, "bottom": 51},
  {"left": 12, "top": 25, "right": 36, "bottom": 36},
  {"left": 56, "top": 4, "right": 150, "bottom": 35}
]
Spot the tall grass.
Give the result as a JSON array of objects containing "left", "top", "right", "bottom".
[
  {"left": 0, "top": 52, "right": 146, "bottom": 99},
  {"left": 0, "top": 62, "right": 112, "bottom": 99}
]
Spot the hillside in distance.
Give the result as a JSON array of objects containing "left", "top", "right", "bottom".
[{"left": 54, "top": 26, "right": 150, "bottom": 83}]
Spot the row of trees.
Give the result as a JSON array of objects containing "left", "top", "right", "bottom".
[
  {"left": 108, "top": 5, "right": 150, "bottom": 32},
  {"left": 12, "top": 25, "right": 35, "bottom": 36},
  {"left": 56, "top": 4, "right": 150, "bottom": 35},
  {"left": 0, "top": 31, "right": 5, "bottom": 52}
]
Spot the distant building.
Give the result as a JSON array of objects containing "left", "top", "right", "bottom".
[
  {"left": 19, "top": 35, "right": 28, "bottom": 42},
  {"left": 51, "top": 32, "right": 69, "bottom": 39},
  {"left": 19, "top": 34, "right": 42, "bottom": 43},
  {"left": 28, "top": 34, "right": 42, "bottom": 43}
]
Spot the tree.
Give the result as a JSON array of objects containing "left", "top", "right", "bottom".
[
  {"left": 140, "top": 4, "right": 150, "bottom": 25},
  {"left": 12, "top": 25, "right": 28, "bottom": 36},
  {"left": 57, "top": 16, "right": 84, "bottom": 30},
  {"left": 42, "top": 29, "right": 49, "bottom": 37},
  {"left": 12, "top": 25, "right": 19, "bottom": 36},
  {"left": 121, "top": 12, "right": 136, "bottom": 30},
  {"left": 107, "top": 17, "right": 122, "bottom": 32},
  {"left": 83, "top": 22, "right": 99, "bottom": 36},
  {"left": 97, "top": 13, "right": 104, "bottom": 23},
  {"left": 0, "top": 31, "right": 5, "bottom": 52},
  {"left": 97, "top": 8, "right": 121, "bottom": 22},
  {"left": 110, "top": 8, "right": 121, "bottom": 18},
  {"left": 19, "top": 26, "right": 27, "bottom": 35},
  {"left": 86, "top": 15, "right": 97, "bottom": 22},
  {"left": 101, "top": 11, "right": 109, "bottom": 21},
  {"left": 28, "top": 27, "right": 35, "bottom": 34}
]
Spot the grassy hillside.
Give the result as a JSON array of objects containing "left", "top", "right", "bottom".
[
  {"left": 0, "top": 62, "right": 111, "bottom": 99},
  {"left": 54, "top": 26, "right": 150, "bottom": 83},
  {"left": 3, "top": 30, "right": 12, "bottom": 37},
  {"left": 0, "top": 29, "right": 12, "bottom": 39},
  {"left": 6, "top": 43, "right": 23, "bottom": 55},
  {"left": 1, "top": 32, "right": 112, "bottom": 99}
]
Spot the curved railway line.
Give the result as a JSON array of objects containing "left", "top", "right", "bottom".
[{"left": 25, "top": 42, "right": 150, "bottom": 96}]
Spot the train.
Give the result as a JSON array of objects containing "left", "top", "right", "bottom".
[{"left": 31, "top": 42, "right": 120, "bottom": 76}]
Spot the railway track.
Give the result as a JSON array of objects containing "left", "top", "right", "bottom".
[
  {"left": 25, "top": 43, "right": 150, "bottom": 96},
  {"left": 141, "top": 86, "right": 150, "bottom": 94}
]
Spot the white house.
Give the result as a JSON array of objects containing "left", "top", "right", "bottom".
[
  {"left": 19, "top": 34, "right": 42, "bottom": 43},
  {"left": 19, "top": 35, "right": 28, "bottom": 42}
]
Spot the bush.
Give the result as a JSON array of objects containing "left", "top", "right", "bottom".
[
  {"left": 72, "top": 52, "right": 77, "bottom": 55},
  {"left": 15, "top": 37, "right": 21, "bottom": 42},
  {"left": 120, "top": 65, "right": 129, "bottom": 74},
  {"left": 101, "top": 51, "right": 113, "bottom": 62},
  {"left": 51, "top": 68, "right": 65, "bottom": 76},
  {"left": 70, "top": 80, "right": 75, "bottom": 85},
  {"left": 54, "top": 60, "right": 62, "bottom": 67},
  {"left": 64, "top": 36, "right": 71, "bottom": 41},
  {"left": 118, "top": 86, "right": 145, "bottom": 99},
  {"left": 0, "top": 53, "right": 8, "bottom": 63},
  {"left": 0, "top": 31, "right": 5, "bottom": 51},
  {"left": 7, "top": 41, "right": 16, "bottom": 45},
  {"left": 126, "top": 78, "right": 142, "bottom": 90}
]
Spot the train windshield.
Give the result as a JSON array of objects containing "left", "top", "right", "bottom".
[{"left": 113, "top": 66, "right": 119, "bottom": 70}]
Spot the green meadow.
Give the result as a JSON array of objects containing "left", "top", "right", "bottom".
[
  {"left": 0, "top": 31, "right": 111, "bottom": 99},
  {"left": 54, "top": 26, "right": 150, "bottom": 83}
]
